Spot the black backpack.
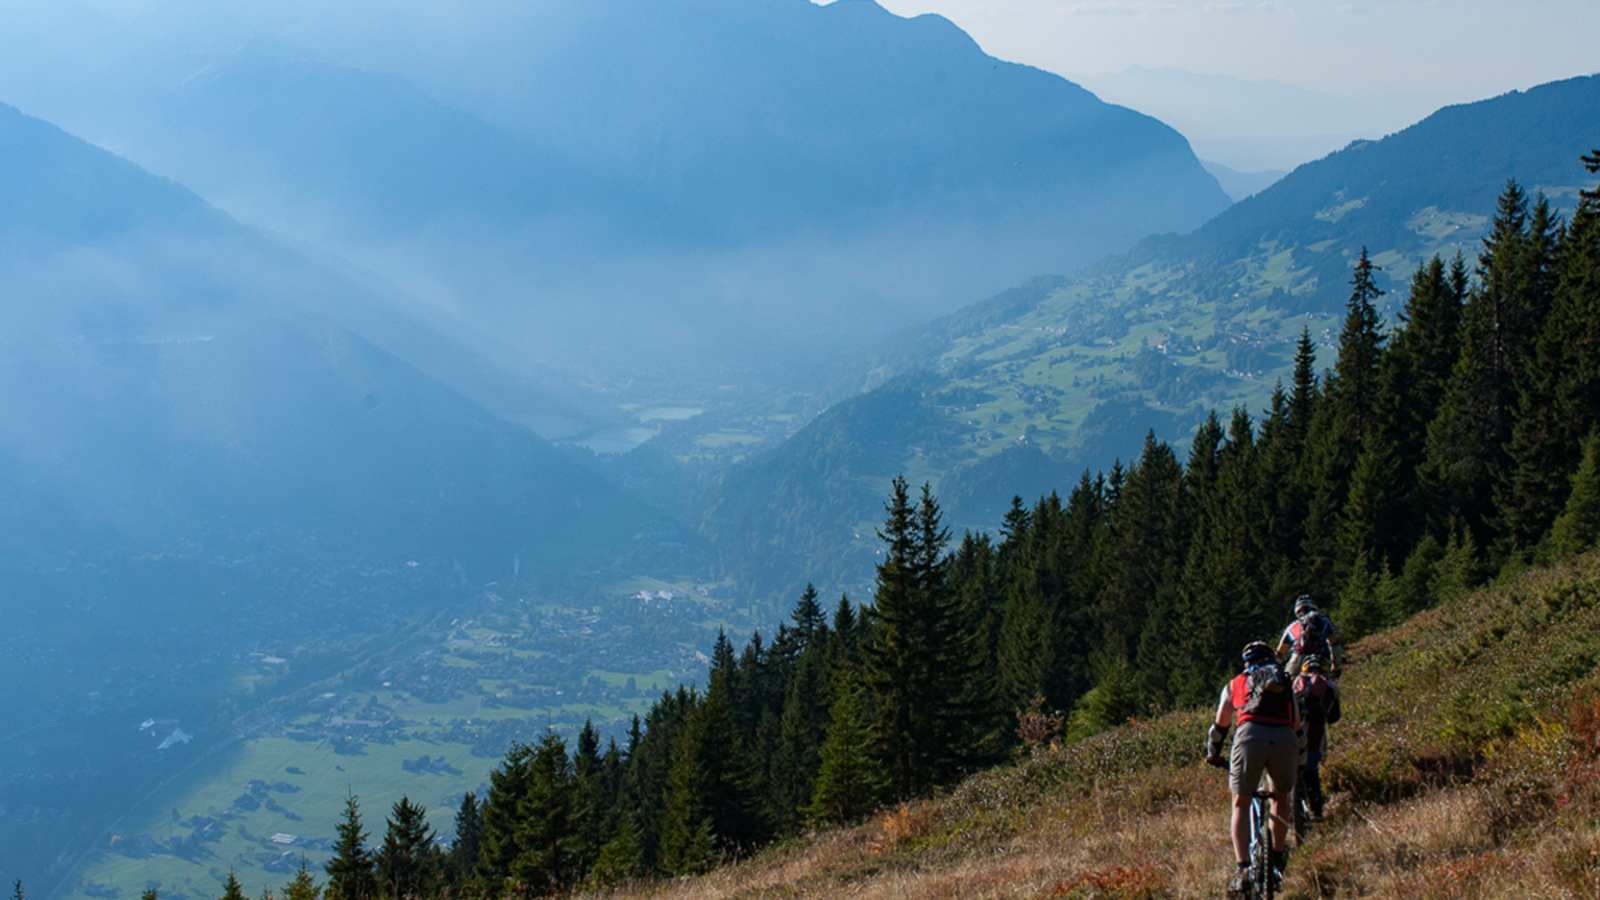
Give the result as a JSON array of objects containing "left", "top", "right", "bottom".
[{"left": 1239, "top": 663, "right": 1295, "bottom": 725}]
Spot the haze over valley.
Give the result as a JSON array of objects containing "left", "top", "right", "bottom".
[{"left": 2, "top": 1, "right": 1597, "bottom": 897}]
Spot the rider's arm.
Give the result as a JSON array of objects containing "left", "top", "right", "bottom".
[
  {"left": 1275, "top": 624, "right": 1292, "bottom": 658},
  {"left": 1206, "top": 685, "right": 1233, "bottom": 763},
  {"left": 1214, "top": 684, "right": 1235, "bottom": 729}
]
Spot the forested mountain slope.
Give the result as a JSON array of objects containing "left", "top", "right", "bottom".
[
  {"left": 309, "top": 153, "right": 1600, "bottom": 898},
  {"left": 634, "top": 549, "right": 1600, "bottom": 898},
  {"left": 706, "top": 74, "right": 1600, "bottom": 600}
]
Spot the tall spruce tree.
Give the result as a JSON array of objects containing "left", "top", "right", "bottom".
[
  {"left": 1505, "top": 177, "right": 1600, "bottom": 556},
  {"left": 1303, "top": 249, "right": 1386, "bottom": 584},
  {"left": 1423, "top": 182, "right": 1547, "bottom": 551},
  {"left": 860, "top": 479, "right": 980, "bottom": 798},
  {"left": 1377, "top": 256, "right": 1465, "bottom": 551},
  {"left": 447, "top": 792, "right": 481, "bottom": 886},
  {"left": 376, "top": 797, "right": 439, "bottom": 900},
  {"left": 1097, "top": 433, "right": 1187, "bottom": 663},
  {"left": 769, "top": 618, "right": 833, "bottom": 835},
  {"left": 659, "top": 702, "right": 718, "bottom": 876},
  {"left": 326, "top": 795, "right": 377, "bottom": 900},
  {"left": 572, "top": 720, "right": 608, "bottom": 877},
  {"left": 510, "top": 732, "right": 578, "bottom": 893},
  {"left": 220, "top": 873, "right": 247, "bottom": 900},
  {"left": 474, "top": 742, "right": 533, "bottom": 888},
  {"left": 1167, "top": 408, "right": 1266, "bottom": 706}
]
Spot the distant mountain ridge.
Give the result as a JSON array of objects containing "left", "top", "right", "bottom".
[
  {"left": 3, "top": 0, "right": 1229, "bottom": 373},
  {"left": 0, "top": 99, "right": 687, "bottom": 581},
  {"left": 706, "top": 73, "right": 1600, "bottom": 599}
]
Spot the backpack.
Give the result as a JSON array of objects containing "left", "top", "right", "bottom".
[
  {"left": 1292, "top": 612, "right": 1331, "bottom": 657},
  {"left": 1233, "top": 663, "right": 1296, "bottom": 726},
  {"left": 1295, "top": 673, "right": 1329, "bottom": 719}
]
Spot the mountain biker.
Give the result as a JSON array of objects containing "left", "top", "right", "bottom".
[
  {"left": 1206, "top": 640, "right": 1304, "bottom": 894},
  {"left": 1293, "top": 656, "right": 1341, "bottom": 821},
  {"left": 1277, "top": 594, "right": 1338, "bottom": 677}
]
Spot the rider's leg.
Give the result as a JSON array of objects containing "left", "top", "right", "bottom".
[
  {"left": 1231, "top": 791, "right": 1250, "bottom": 863},
  {"left": 1264, "top": 732, "right": 1299, "bottom": 853},
  {"left": 1228, "top": 738, "right": 1261, "bottom": 865},
  {"left": 1269, "top": 790, "right": 1292, "bottom": 850}
]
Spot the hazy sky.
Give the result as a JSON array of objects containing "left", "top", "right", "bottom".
[{"left": 855, "top": 0, "right": 1596, "bottom": 101}]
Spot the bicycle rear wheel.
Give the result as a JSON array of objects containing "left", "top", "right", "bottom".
[{"left": 1254, "top": 795, "right": 1276, "bottom": 900}]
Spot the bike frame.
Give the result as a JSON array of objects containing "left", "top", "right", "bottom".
[{"left": 1247, "top": 790, "right": 1277, "bottom": 899}]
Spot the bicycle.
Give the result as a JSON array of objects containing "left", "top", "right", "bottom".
[{"left": 1243, "top": 789, "right": 1284, "bottom": 900}]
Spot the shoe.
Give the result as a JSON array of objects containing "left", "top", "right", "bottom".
[{"left": 1228, "top": 870, "right": 1249, "bottom": 895}]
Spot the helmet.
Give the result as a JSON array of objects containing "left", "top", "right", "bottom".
[
  {"left": 1294, "top": 594, "right": 1317, "bottom": 615},
  {"left": 1302, "top": 656, "right": 1324, "bottom": 673},
  {"left": 1241, "top": 641, "right": 1274, "bottom": 666}
]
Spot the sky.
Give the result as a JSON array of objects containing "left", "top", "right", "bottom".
[
  {"left": 831, "top": 0, "right": 1599, "bottom": 169},
  {"left": 864, "top": 0, "right": 1597, "bottom": 98}
]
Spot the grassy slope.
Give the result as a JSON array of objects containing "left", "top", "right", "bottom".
[{"left": 625, "top": 550, "right": 1600, "bottom": 898}]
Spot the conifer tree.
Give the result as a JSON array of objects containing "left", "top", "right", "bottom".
[
  {"left": 474, "top": 742, "right": 533, "bottom": 887},
  {"left": 1393, "top": 533, "right": 1445, "bottom": 616},
  {"left": 808, "top": 666, "right": 884, "bottom": 823},
  {"left": 590, "top": 807, "right": 646, "bottom": 886},
  {"left": 1547, "top": 431, "right": 1600, "bottom": 560},
  {"left": 572, "top": 720, "right": 608, "bottom": 876},
  {"left": 1166, "top": 408, "right": 1265, "bottom": 706},
  {"left": 1378, "top": 256, "right": 1465, "bottom": 550},
  {"left": 791, "top": 583, "right": 826, "bottom": 641},
  {"left": 861, "top": 478, "right": 981, "bottom": 797},
  {"left": 1336, "top": 553, "right": 1389, "bottom": 640},
  {"left": 829, "top": 595, "right": 858, "bottom": 662},
  {"left": 1430, "top": 526, "right": 1485, "bottom": 605},
  {"left": 220, "top": 872, "right": 247, "bottom": 900},
  {"left": 1423, "top": 182, "right": 1547, "bottom": 549},
  {"left": 376, "top": 797, "right": 438, "bottom": 900},
  {"left": 1065, "top": 652, "right": 1140, "bottom": 743},
  {"left": 950, "top": 532, "right": 1007, "bottom": 760},
  {"left": 996, "top": 558, "right": 1055, "bottom": 716},
  {"left": 447, "top": 792, "right": 481, "bottom": 886},
  {"left": 1303, "top": 249, "right": 1386, "bottom": 583},
  {"left": 1288, "top": 327, "right": 1320, "bottom": 449},
  {"left": 769, "top": 628, "right": 832, "bottom": 835},
  {"left": 1504, "top": 182, "right": 1600, "bottom": 555},
  {"left": 659, "top": 705, "right": 717, "bottom": 876},
  {"left": 1098, "top": 433, "right": 1187, "bottom": 662},
  {"left": 282, "top": 863, "right": 319, "bottom": 900},
  {"left": 326, "top": 795, "right": 377, "bottom": 900},
  {"left": 510, "top": 732, "right": 578, "bottom": 893},
  {"left": 140, "top": 890, "right": 158, "bottom": 900},
  {"left": 12, "top": 882, "right": 23, "bottom": 900},
  {"left": 1338, "top": 425, "right": 1404, "bottom": 570}
]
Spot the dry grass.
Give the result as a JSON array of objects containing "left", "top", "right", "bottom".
[{"left": 609, "top": 551, "right": 1600, "bottom": 899}]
